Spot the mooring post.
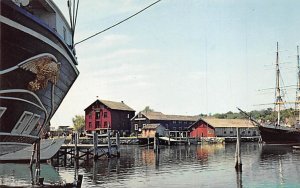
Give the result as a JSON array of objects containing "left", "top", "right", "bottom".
[
  {"left": 76, "top": 174, "right": 83, "bottom": 188},
  {"left": 75, "top": 132, "right": 79, "bottom": 160},
  {"left": 64, "top": 148, "right": 67, "bottom": 166},
  {"left": 154, "top": 132, "right": 159, "bottom": 153},
  {"left": 153, "top": 135, "right": 157, "bottom": 151},
  {"left": 35, "top": 138, "right": 41, "bottom": 184},
  {"left": 147, "top": 136, "right": 150, "bottom": 148},
  {"left": 93, "top": 131, "right": 98, "bottom": 160},
  {"left": 235, "top": 127, "right": 242, "bottom": 171},
  {"left": 168, "top": 130, "right": 171, "bottom": 146},
  {"left": 107, "top": 129, "right": 112, "bottom": 158},
  {"left": 116, "top": 131, "right": 120, "bottom": 157},
  {"left": 29, "top": 142, "right": 37, "bottom": 169}
]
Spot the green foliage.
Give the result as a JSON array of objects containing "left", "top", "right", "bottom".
[
  {"left": 142, "top": 106, "right": 154, "bottom": 113},
  {"left": 72, "top": 115, "right": 85, "bottom": 132},
  {"left": 210, "top": 108, "right": 297, "bottom": 123}
]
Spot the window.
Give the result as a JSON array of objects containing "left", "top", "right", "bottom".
[
  {"left": 104, "top": 112, "right": 107, "bottom": 118},
  {"left": 96, "top": 112, "right": 100, "bottom": 119},
  {"left": 89, "top": 113, "right": 92, "bottom": 119},
  {"left": 224, "top": 131, "right": 227, "bottom": 134},
  {"left": 127, "top": 114, "right": 130, "bottom": 118},
  {"left": 96, "top": 121, "right": 100, "bottom": 128},
  {"left": 135, "top": 124, "right": 138, "bottom": 130},
  {"left": 12, "top": 111, "right": 33, "bottom": 134},
  {"left": 104, "top": 121, "right": 108, "bottom": 128},
  {"left": 23, "top": 114, "right": 40, "bottom": 135},
  {"left": 89, "top": 122, "right": 92, "bottom": 128},
  {"left": 0, "top": 107, "right": 6, "bottom": 118}
]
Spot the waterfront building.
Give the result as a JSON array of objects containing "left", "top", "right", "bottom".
[
  {"left": 131, "top": 111, "right": 199, "bottom": 137},
  {"left": 202, "top": 118, "right": 259, "bottom": 137},
  {"left": 141, "top": 124, "right": 166, "bottom": 138},
  {"left": 85, "top": 99, "right": 135, "bottom": 135},
  {"left": 188, "top": 119, "right": 215, "bottom": 138}
]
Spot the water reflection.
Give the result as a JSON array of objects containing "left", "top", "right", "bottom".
[
  {"left": 0, "top": 163, "right": 61, "bottom": 186},
  {"left": 236, "top": 170, "right": 243, "bottom": 188},
  {"left": 1, "top": 143, "right": 300, "bottom": 187}
]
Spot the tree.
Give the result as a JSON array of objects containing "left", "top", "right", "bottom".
[
  {"left": 142, "top": 106, "right": 154, "bottom": 113},
  {"left": 72, "top": 115, "right": 85, "bottom": 133}
]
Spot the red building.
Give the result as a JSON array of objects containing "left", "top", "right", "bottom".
[
  {"left": 85, "top": 99, "right": 135, "bottom": 135},
  {"left": 188, "top": 118, "right": 215, "bottom": 138}
]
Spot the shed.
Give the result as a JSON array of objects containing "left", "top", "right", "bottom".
[{"left": 141, "top": 124, "right": 166, "bottom": 138}]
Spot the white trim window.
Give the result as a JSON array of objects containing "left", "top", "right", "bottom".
[
  {"left": 12, "top": 111, "right": 33, "bottom": 134},
  {"left": 0, "top": 107, "right": 7, "bottom": 118},
  {"left": 22, "top": 114, "right": 40, "bottom": 135},
  {"left": 135, "top": 124, "right": 138, "bottom": 130}
]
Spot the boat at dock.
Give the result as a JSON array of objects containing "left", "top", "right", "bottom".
[
  {"left": 0, "top": 0, "right": 79, "bottom": 155},
  {"left": 238, "top": 43, "right": 300, "bottom": 144},
  {"left": 0, "top": 137, "right": 65, "bottom": 162}
]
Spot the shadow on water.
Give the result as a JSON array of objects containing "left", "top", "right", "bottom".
[
  {"left": 0, "top": 163, "right": 62, "bottom": 186},
  {"left": 260, "top": 144, "right": 293, "bottom": 161}
]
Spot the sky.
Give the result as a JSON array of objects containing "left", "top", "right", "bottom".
[{"left": 51, "top": 0, "right": 300, "bottom": 127}]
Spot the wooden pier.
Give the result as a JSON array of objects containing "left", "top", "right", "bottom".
[{"left": 52, "top": 131, "right": 121, "bottom": 164}]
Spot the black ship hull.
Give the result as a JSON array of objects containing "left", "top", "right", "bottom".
[
  {"left": 259, "top": 125, "right": 300, "bottom": 144},
  {"left": 0, "top": 1, "right": 79, "bottom": 155}
]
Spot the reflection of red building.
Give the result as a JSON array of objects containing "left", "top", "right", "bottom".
[
  {"left": 188, "top": 118, "right": 215, "bottom": 138},
  {"left": 85, "top": 99, "right": 135, "bottom": 135}
]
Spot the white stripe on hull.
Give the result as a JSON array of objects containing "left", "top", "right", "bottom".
[{"left": 0, "top": 15, "right": 79, "bottom": 75}]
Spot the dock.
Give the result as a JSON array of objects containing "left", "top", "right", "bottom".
[{"left": 53, "top": 131, "right": 121, "bottom": 164}]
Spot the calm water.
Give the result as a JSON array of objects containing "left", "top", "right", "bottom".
[{"left": 1, "top": 143, "right": 300, "bottom": 187}]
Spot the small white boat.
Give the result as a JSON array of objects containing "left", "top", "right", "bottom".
[{"left": 0, "top": 137, "right": 65, "bottom": 162}]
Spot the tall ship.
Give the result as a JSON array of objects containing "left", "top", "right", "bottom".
[
  {"left": 239, "top": 43, "right": 300, "bottom": 144},
  {"left": 0, "top": 0, "right": 79, "bottom": 155}
]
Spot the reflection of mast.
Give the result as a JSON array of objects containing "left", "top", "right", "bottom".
[
  {"left": 296, "top": 46, "right": 300, "bottom": 122},
  {"left": 275, "top": 42, "right": 283, "bottom": 125}
]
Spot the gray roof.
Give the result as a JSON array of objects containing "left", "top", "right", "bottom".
[
  {"left": 85, "top": 99, "right": 135, "bottom": 112},
  {"left": 100, "top": 99, "right": 135, "bottom": 111},
  {"left": 140, "top": 111, "right": 199, "bottom": 121}
]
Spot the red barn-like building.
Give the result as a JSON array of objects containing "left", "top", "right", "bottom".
[
  {"left": 85, "top": 99, "right": 135, "bottom": 135},
  {"left": 188, "top": 118, "right": 215, "bottom": 138}
]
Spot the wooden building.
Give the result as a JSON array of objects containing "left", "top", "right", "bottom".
[
  {"left": 85, "top": 99, "right": 135, "bottom": 135},
  {"left": 141, "top": 124, "right": 166, "bottom": 138},
  {"left": 188, "top": 118, "right": 215, "bottom": 138},
  {"left": 131, "top": 111, "right": 199, "bottom": 137},
  {"left": 202, "top": 118, "right": 259, "bottom": 137}
]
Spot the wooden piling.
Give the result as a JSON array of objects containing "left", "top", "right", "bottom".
[
  {"left": 168, "top": 130, "right": 171, "bottom": 146},
  {"left": 235, "top": 128, "right": 242, "bottom": 171},
  {"left": 75, "top": 132, "right": 79, "bottom": 160},
  {"left": 29, "top": 142, "right": 36, "bottom": 168},
  {"left": 93, "top": 131, "right": 98, "bottom": 160},
  {"left": 107, "top": 129, "right": 112, "bottom": 158},
  {"left": 116, "top": 131, "right": 120, "bottom": 157},
  {"left": 154, "top": 133, "right": 159, "bottom": 153},
  {"left": 147, "top": 136, "right": 150, "bottom": 147},
  {"left": 35, "top": 138, "right": 41, "bottom": 184}
]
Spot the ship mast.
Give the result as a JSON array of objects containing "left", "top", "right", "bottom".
[
  {"left": 296, "top": 46, "right": 300, "bottom": 122},
  {"left": 275, "top": 42, "right": 282, "bottom": 125}
]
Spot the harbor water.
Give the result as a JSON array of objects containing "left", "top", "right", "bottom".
[{"left": 1, "top": 143, "right": 300, "bottom": 187}]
